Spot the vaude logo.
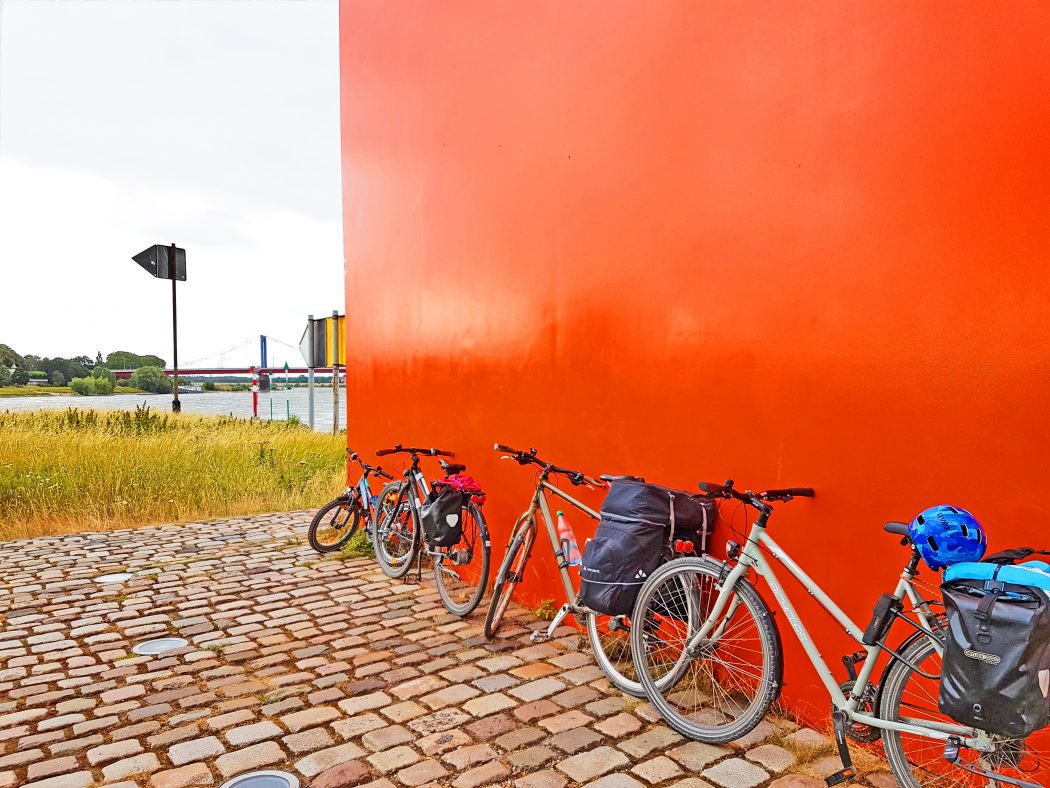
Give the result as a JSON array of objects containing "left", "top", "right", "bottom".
[
  {"left": 634, "top": 569, "right": 647, "bottom": 579},
  {"left": 964, "top": 648, "right": 1001, "bottom": 665},
  {"left": 581, "top": 566, "right": 601, "bottom": 575}
]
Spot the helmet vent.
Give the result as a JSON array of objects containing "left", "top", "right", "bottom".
[
  {"left": 928, "top": 537, "right": 939, "bottom": 552},
  {"left": 961, "top": 524, "right": 969, "bottom": 537},
  {"left": 917, "top": 515, "right": 925, "bottom": 526}
]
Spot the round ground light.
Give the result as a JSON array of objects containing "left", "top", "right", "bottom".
[
  {"left": 95, "top": 572, "right": 133, "bottom": 584},
  {"left": 219, "top": 772, "right": 300, "bottom": 788},
  {"left": 131, "top": 638, "right": 189, "bottom": 656}
]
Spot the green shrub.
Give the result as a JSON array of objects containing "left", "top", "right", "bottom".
[
  {"left": 49, "top": 371, "right": 66, "bottom": 386},
  {"left": 28, "top": 370, "right": 48, "bottom": 380},
  {"left": 91, "top": 366, "right": 117, "bottom": 387},
  {"left": 202, "top": 381, "right": 217, "bottom": 391},
  {"left": 70, "top": 376, "right": 114, "bottom": 396},
  {"left": 69, "top": 377, "right": 93, "bottom": 395},
  {"left": 129, "top": 366, "right": 172, "bottom": 394}
]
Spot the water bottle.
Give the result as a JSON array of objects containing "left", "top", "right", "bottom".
[{"left": 557, "top": 511, "right": 582, "bottom": 567}]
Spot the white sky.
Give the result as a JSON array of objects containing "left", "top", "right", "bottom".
[{"left": 0, "top": 0, "right": 341, "bottom": 369}]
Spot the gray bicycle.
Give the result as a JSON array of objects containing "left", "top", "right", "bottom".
[{"left": 630, "top": 479, "right": 1048, "bottom": 787}]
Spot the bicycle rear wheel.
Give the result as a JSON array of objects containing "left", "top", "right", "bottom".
[
  {"left": 308, "top": 496, "right": 362, "bottom": 553},
  {"left": 435, "top": 501, "right": 491, "bottom": 617},
  {"left": 373, "top": 482, "right": 420, "bottom": 579},
  {"left": 484, "top": 512, "right": 535, "bottom": 638},
  {"left": 631, "top": 557, "right": 782, "bottom": 743},
  {"left": 880, "top": 634, "right": 1050, "bottom": 787}
]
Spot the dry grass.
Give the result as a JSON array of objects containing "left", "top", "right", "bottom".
[{"left": 0, "top": 406, "right": 346, "bottom": 540}]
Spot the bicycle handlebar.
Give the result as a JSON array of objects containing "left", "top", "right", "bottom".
[
  {"left": 376, "top": 444, "right": 455, "bottom": 458},
  {"left": 699, "top": 479, "right": 814, "bottom": 509},
  {"left": 347, "top": 449, "right": 395, "bottom": 480},
  {"left": 493, "top": 443, "right": 606, "bottom": 488},
  {"left": 763, "top": 487, "right": 815, "bottom": 500}
]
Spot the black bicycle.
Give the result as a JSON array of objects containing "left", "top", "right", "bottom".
[
  {"left": 372, "top": 445, "right": 491, "bottom": 617},
  {"left": 308, "top": 449, "right": 393, "bottom": 553}
]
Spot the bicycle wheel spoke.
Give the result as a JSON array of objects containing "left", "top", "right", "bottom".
[{"left": 632, "top": 559, "right": 778, "bottom": 743}]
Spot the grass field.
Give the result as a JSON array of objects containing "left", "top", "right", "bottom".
[{"left": 0, "top": 407, "right": 346, "bottom": 540}]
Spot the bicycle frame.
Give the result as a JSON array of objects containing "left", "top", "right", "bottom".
[
  {"left": 526, "top": 478, "right": 601, "bottom": 609},
  {"left": 685, "top": 516, "right": 996, "bottom": 752}
]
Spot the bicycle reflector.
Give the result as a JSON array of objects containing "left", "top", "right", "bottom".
[{"left": 674, "top": 539, "right": 694, "bottom": 554}]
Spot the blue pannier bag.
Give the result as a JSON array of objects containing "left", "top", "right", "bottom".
[
  {"left": 940, "top": 560, "right": 1050, "bottom": 738},
  {"left": 577, "top": 481, "right": 715, "bottom": 617}
]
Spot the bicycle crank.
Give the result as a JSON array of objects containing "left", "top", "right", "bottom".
[
  {"left": 834, "top": 681, "right": 880, "bottom": 743},
  {"left": 530, "top": 603, "right": 571, "bottom": 643}
]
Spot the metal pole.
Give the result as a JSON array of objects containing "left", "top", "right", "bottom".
[
  {"left": 169, "top": 243, "right": 180, "bottom": 413},
  {"left": 307, "top": 315, "right": 315, "bottom": 430},
  {"left": 331, "top": 310, "right": 340, "bottom": 434}
]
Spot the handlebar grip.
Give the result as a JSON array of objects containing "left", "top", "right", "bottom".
[
  {"left": 430, "top": 449, "right": 455, "bottom": 457},
  {"left": 699, "top": 481, "right": 725, "bottom": 495},
  {"left": 375, "top": 448, "right": 395, "bottom": 457},
  {"left": 494, "top": 443, "right": 515, "bottom": 453},
  {"left": 377, "top": 468, "right": 394, "bottom": 480},
  {"left": 584, "top": 475, "right": 606, "bottom": 488},
  {"left": 784, "top": 487, "right": 815, "bottom": 498}
]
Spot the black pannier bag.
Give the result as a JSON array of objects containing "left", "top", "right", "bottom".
[
  {"left": 578, "top": 481, "right": 715, "bottom": 617},
  {"left": 939, "top": 561, "right": 1050, "bottom": 738},
  {"left": 419, "top": 484, "right": 466, "bottom": 547}
]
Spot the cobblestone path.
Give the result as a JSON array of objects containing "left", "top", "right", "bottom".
[{"left": 0, "top": 513, "right": 896, "bottom": 787}]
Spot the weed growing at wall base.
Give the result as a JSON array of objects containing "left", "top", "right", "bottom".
[{"left": 0, "top": 407, "right": 346, "bottom": 540}]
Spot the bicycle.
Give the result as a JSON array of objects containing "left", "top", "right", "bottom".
[
  {"left": 308, "top": 448, "right": 394, "bottom": 553},
  {"left": 629, "top": 478, "right": 1048, "bottom": 787},
  {"left": 371, "top": 445, "right": 491, "bottom": 617},
  {"left": 485, "top": 443, "right": 695, "bottom": 698}
]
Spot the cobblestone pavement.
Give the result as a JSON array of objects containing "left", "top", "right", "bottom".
[{"left": 0, "top": 513, "right": 897, "bottom": 788}]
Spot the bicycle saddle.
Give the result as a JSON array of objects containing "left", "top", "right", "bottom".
[
  {"left": 884, "top": 521, "right": 910, "bottom": 537},
  {"left": 599, "top": 474, "right": 645, "bottom": 483},
  {"left": 440, "top": 460, "right": 467, "bottom": 475}
]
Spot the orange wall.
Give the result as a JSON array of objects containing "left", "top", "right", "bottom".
[{"left": 339, "top": 1, "right": 1050, "bottom": 718}]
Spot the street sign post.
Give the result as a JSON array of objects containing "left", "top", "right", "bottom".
[{"left": 132, "top": 243, "right": 186, "bottom": 413}]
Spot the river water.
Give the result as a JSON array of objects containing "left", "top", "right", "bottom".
[{"left": 0, "top": 387, "right": 346, "bottom": 431}]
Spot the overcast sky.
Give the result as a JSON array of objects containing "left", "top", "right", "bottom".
[{"left": 0, "top": 0, "right": 341, "bottom": 369}]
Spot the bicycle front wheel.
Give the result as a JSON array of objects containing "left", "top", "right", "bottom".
[
  {"left": 880, "top": 634, "right": 1050, "bottom": 787},
  {"left": 372, "top": 482, "right": 419, "bottom": 579},
  {"left": 308, "top": 496, "right": 363, "bottom": 553},
  {"left": 434, "top": 501, "right": 491, "bottom": 617},
  {"left": 484, "top": 512, "right": 535, "bottom": 638},
  {"left": 631, "top": 557, "right": 782, "bottom": 743}
]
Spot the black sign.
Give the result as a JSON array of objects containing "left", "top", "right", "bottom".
[{"left": 133, "top": 245, "right": 186, "bottom": 281}]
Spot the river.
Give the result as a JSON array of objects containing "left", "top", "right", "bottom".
[{"left": 0, "top": 387, "right": 346, "bottom": 431}]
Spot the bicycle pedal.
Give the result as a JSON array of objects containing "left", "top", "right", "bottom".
[
  {"left": 529, "top": 631, "right": 551, "bottom": 644},
  {"left": 824, "top": 768, "right": 856, "bottom": 786}
]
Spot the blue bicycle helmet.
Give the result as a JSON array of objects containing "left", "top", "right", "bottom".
[{"left": 909, "top": 505, "right": 986, "bottom": 570}]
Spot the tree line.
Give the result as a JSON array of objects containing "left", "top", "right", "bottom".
[{"left": 0, "top": 344, "right": 170, "bottom": 394}]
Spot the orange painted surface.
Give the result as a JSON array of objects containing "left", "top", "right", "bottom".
[{"left": 339, "top": 1, "right": 1050, "bottom": 724}]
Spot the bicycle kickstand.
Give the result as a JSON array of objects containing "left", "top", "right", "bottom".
[
  {"left": 403, "top": 550, "right": 424, "bottom": 585},
  {"left": 825, "top": 710, "right": 857, "bottom": 786},
  {"left": 530, "top": 603, "right": 572, "bottom": 644}
]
